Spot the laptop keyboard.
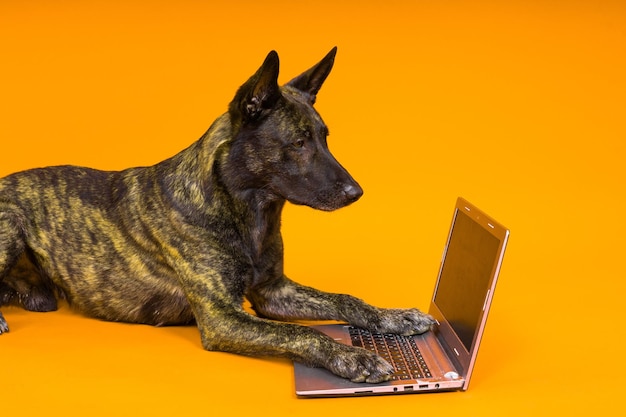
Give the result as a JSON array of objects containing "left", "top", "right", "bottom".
[{"left": 348, "top": 327, "right": 432, "bottom": 380}]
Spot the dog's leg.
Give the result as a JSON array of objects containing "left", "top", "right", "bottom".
[
  {"left": 170, "top": 253, "right": 392, "bottom": 382},
  {"left": 191, "top": 300, "right": 394, "bottom": 383},
  {"left": 1, "top": 252, "right": 59, "bottom": 312},
  {"left": 0, "top": 204, "right": 27, "bottom": 334},
  {"left": 247, "top": 276, "right": 435, "bottom": 336}
]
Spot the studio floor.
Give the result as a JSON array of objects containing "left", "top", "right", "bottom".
[{"left": 1, "top": 1, "right": 624, "bottom": 415}]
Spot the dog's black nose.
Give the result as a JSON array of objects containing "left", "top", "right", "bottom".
[{"left": 343, "top": 183, "right": 363, "bottom": 203}]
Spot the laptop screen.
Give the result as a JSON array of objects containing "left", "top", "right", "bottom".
[{"left": 433, "top": 208, "right": 501, "bottom": 351}]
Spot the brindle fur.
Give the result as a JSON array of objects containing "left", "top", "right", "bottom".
[{"left": 0, "top": 48, "right": 434, "bottom": 383}]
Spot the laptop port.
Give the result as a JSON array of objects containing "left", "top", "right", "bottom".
[
  {"left": 404, "top": 385, "right": 414, "bottom": 391},
  {"left": 418, "top": 384, "right": 429, "bottom": 389}
]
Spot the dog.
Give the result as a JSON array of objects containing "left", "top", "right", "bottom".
[{"left": 0, "top": 48, "right": 435, "bottom": 383}]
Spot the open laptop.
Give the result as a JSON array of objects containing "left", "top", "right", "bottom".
[{"left": 294, "top": 197, "right": 509, "bottom": 397}]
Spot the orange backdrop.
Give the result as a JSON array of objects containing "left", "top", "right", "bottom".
[{"left": 1, "top": 1, "right": 624, "bottom": 415}]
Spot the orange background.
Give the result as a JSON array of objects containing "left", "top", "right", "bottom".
[{"left": 1, "top": 0, "right": 625, "bottom": 415}]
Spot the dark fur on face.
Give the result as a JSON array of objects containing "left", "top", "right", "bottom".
[{"left": 0, "top": 48, "right": 435, "bottom": 383}]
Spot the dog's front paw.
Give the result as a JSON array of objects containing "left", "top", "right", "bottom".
[
  {"left": 328, "top": 345, "right": 394, "bottom": 383},
  {"left": 374, "top": 308, "right": 436, "bottom": 336}
]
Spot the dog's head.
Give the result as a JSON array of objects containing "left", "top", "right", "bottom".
[{"left": 225, "top": 48, "right": 363, "bottom": 211}]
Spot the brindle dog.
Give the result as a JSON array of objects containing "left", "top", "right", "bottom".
[{"left": 0, "top": 48, "right": 434, "bottom": 383}]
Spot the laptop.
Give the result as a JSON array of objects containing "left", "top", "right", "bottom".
[{"left": 294, "top": 197, "right": 509, "bottom": 397}]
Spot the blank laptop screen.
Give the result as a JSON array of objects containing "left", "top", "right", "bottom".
[{"left": 433, "top": 208, "right": 501, "bottom": 351}]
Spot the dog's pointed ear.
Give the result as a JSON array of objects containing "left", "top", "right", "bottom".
[
  {"left": 286, "top": 47, "right": 337, "bottom": 104},
  {"left": 230, "top": 50, "right": 281, "bottom": 125}
]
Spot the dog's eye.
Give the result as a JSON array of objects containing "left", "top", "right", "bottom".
[{"left": 291, "top": 129, "right": 310, "bottom": 149}]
